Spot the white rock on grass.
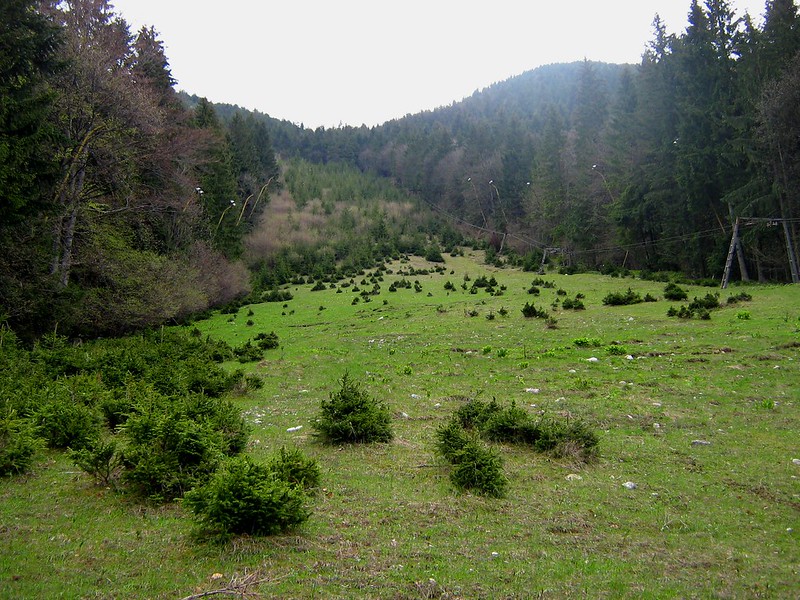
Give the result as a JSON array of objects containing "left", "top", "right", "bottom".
[
  {"left": 792, "top": 458, "right": 800, "bottom": 466},
  {"left": 623, "top": 481, "right": 638, "bottom": 490},
  {"left": 587, "top": 357, "right": 599, "bottom": 363},
  {"left": 691, "top": 440, "right": 711, "bottom": 446},
  {"left": 287, "top": 425, "right": 303, "bottom": 432},
  {"left": 565, "top": 474, "right": 583, "bottom": 481}
]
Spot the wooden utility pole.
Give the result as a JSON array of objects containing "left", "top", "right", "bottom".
[
  {"left": 721, "top": 218, "right": 741, "bottom": 289},
  {"left": 782, "top": 219, "right": 800, "bottom": 283}
]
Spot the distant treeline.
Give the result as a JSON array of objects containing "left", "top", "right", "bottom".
[{"left": 225, "top": 1, "right": 800, "bottom": 281}]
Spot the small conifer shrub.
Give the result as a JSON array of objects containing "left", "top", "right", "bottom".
[
  {"left": 183, "top": 455, "right": 312, "bottom": 536},
  {"left": 313, "top": 373, "right": 393, "bottom": 444}
]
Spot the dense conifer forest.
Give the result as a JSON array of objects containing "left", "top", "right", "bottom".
[{"left": 2, "top": 0, "right": 799, "bottom": 340}]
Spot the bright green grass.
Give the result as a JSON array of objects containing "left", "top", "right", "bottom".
[{"left": 2, "top": 252, "right": 798, "bottom": 598}]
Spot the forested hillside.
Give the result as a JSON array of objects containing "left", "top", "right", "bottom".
[
  {"left": 2, "top": 0, "right": 799, "bottom": 342},
  {"left": 248, "top": 0, "right": 800, "bottom": 281}
]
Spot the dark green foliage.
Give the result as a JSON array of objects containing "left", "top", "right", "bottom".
[
  {"left": 254, "top": 331, "right": 279, "bottom": 350},
  {"left": 313, "top": 372, "right": 393, "bottom": 444},
  {"left": 232, "top": 340, "right": 262, "bottom": 363},
  {"left": 434, "top": 421, "right": 507, "bottom": 498},
  {"left": 562, "top": 297, "right": 585, "bottom": 310},
  {"left": 183, "top": 455, "right": 311, "bottom": 536},
  {"left": 69, "top": 438, "right": 122, "bottom": 487},
  {"left": 664, "top": 282, "right": 689, "bottom": 301},
  {"left": 33, "top": 393, "right": 103, "bottom": 450},
  {"left": 454, "top": 397, "right": 502, "bottom": 430},
  {"left": 482, "top": 401, "right": 536, "bottom": 444},
  {"left": 449, "top": 397, "right": 598, "bottom": 461},
  {"left": 689, "top": 293, "right": 720, "bottom": 311},
  {"left": 261, "top": 289, "right": 294, "bottom": 303},
  {"left": 0, "top": 408, "right": 42, "bottom": 476},
  {"left": 521, "top": 302, "right": 549, "bottom": 319},
  {"left": 425, "top": 245, "right": 445, "bottom": 263},
  {"left": 268, "top": 446, "right": 321, "bottom": 493},
  {"left": 448, "top": 442, "right": 508, "bottom": 498},
  {"left": 434, "top": 421, "right": 473, "bottom": 463},
  {"left": 727, "top": 291, "right": 753, "bottom": 304},
  {"left": 119, "top": 394, "right": 246, "bottom": 502},
  {"left": 602, "top": 288, "right": 643, "bottom": 306}
]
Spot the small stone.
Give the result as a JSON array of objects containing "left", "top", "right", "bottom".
[
  {"left": 587, "top": 357, "right": 599, "bottom": 363},
  {"left": 792, "top": 458, "right": 800, "bottom": 466},
  {"left": 565, "top": 473, "right": 582, "bottom": 481},
  {"left": 569, "top": 369, "right": 577, "bottom": 374},
  {"left": 626, "top": 355, "right": 634, "bottom": 360},
  {"left": 491, "top": 552, "right": 499, "bottom": 558},
  {"left": 410, "top": 393, "right": 421, "bottom": 399},
  {"left": 525, "top": 388, "right": 540, "bottom": 394},
  {"left": 691, "top": 440, "right": 711, "bottom": 446},
  {"left": 286, "top": 425, "right": 303, "bottom": 432},
  {"left": 653, "top": 423, "right": 661, "bottom": 429},
  {"left": 401, "top": 412, "right": 410, "bottom": 419},
  {"left": 623, "top": 481, "right": 637, "bottom": 490}
]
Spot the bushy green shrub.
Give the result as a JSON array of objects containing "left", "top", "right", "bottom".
[
  {"left": 449, "top": 398, "right": 598, "bottom": 462},
  {"left": 602, "top": 288, "right": 643, "bottom": 306},
  {"left": 562, "top": 297, "right": 585, "bottom": 310},
  {"left": 531, "top": 417, "right": 599, "bottom": 460},
  {"left": 521, "top": 302, "right": 549, "bottom": 319},
  {"left": 313, "top": 372, "right": 393, "bottom": 444},
  {"left": 232, "top": 340, "right": 262, "bottom": 363},
  {"left": 0, "top": 408, "right": 42, "bottom": 476},
  {"left": 573, "top": 337, "right": 602, "bottom": 348},
  {"left": 448, "top": 441, "right": 508, "bottom": 498},
  {"left": 664, "top": 282, "right": 688, "bottom": 301},
  {"left": 689, "top": 293, "right": 720, "bottom": 311},
  {"left": 268, "top": 446, "right": 321, "bottom": 492},
  {"left": 254, "top": 332, "right": 279, "bottom": 350},
  {"left": 70, "top": 438, "right": 122, "bottom": 487},
  {"left": 727, "top": 291, "right": 753, "bottom": 304},
  {"left": 482, "top": 401, "right": 535, "bottom": 444},
  {"left": 183, "top": 455, "right": 311, "bottom": 536},
  {"left": 119, "top": 394, "right": 248, "bottom": 501},
  {"left": 434, "top": 421, "right": 473, "bottom": 463},
  {"left": 454, "top": 397, "right": 502, "bottom": 430},
  {"left": 33, "top": 391, "right": 103, "bottom": 450}
]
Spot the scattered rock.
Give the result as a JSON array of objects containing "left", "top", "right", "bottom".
[
  {"left": 626, "top": 355, "right": 634, "bottom": 360},
  {"left": 490, "top": 552, "right": 499, "bottom": 558},
  {"left": 410, "top": 393, "right": 421, "bottom": 399},
  {"left": 287, "top": 425, "right": 303, "bottom": 432},
  {"left": 792, "top": 458, "right": 800, "bottom": 466},
  {"left": 525, "top": 388, "right": 540, "bottom": 394},
  {"left": 569, "top": 369, "right": 577, "bottom": 374},
  {"left": 691, "top": 440, "right": 711, "bottom": 446},
  {"left": 587, "top": 357, "right": 599, "bottom": 363},
  {"left": 623, "top": 481, "right": 637, "bottom": 490},
  {"left": 565, "top": 473, "right": 583, "bottom": 481}
]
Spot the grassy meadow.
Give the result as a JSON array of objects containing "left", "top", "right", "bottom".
[{"left": 2, "top": 251, "right": 798, "bottom": 598}]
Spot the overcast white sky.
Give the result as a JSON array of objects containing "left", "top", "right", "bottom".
[{"left": 111, "top": 0, "right": 767, "bottom": 128}]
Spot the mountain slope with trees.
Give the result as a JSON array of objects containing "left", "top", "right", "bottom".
[
  {"left": 246, "top": 0, "right": 800, "bottom": 281},
  {"left": 2, "top": 0, "right": 799, "bottom": 341}
]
